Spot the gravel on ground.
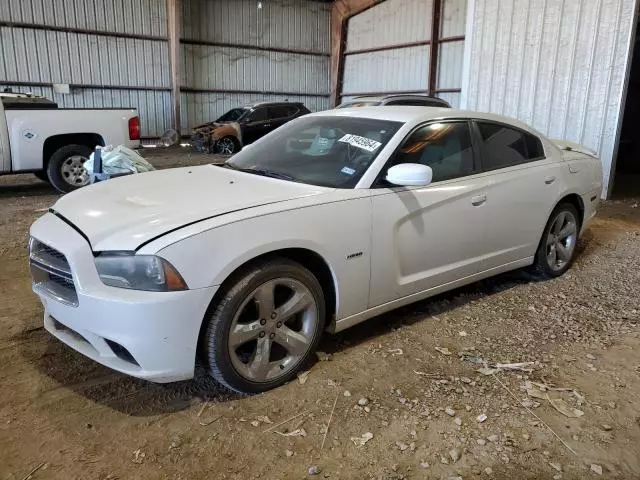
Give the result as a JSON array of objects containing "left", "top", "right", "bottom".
[{"left": 0, "top": 149, "right": 639, "bottom": 480}]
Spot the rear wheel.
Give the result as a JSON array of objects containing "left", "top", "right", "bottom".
[
  {"left": 202, "top": 258, "right": 325, "bottom": 394},
  {"left": 532, "top": 203, "right": 580, "bottom": 278},
  {"left": 47, "top": 144, "right": 92, "bottom": 193}
]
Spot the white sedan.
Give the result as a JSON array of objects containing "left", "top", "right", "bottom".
[{"left": 29, "top": 107, "right": 602, "bottom": 393}]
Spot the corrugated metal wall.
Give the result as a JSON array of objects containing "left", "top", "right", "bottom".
[
  {"left": 341, "top": 0, "right": 467, "bottom": 107},
  {"left": 437, "top": 0, "right": 467, "bottom": 107},
  {"left": 462, "top": 0, "right": 637, "bottom": 196},
  {"left": 0, "top": 0, "right": 171, "bottom": 138},
  {"left": 180, "top": 0, "right": 331, "bottom": 131},
  {"left": 342, "top": 0, "right": 434, "bottom": 97}
]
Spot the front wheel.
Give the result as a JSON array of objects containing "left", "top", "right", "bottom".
[
  {"left": 202, "top": 259, "right": 325, "bottom": 394},
  {"left": 214, "top": 136, "right": 239, "bottom": 155},
  {"left": 532, "top": 203, "right": 580, "bottom": 278},
  {"left": 47, "top": 144, "right": 92, "bottom": 193}
]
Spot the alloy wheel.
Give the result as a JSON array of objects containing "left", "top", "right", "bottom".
[
  {"left": 545, "top": 210, "right": 578, "bottom": 271},
  {"left": 216, "top": 137, "right": 236, "bottom": 155},
  {"left": 228, "top": 278, "right": 318, "bottom": 383}
]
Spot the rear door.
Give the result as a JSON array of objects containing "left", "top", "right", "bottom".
[
  {"left": 268, "top": 105, "right": 298, "bottom": 130},
  {"left": 240, "top": 107, "right": 270, "bottom": 144},
  {"left": 472, "top": 121, "right": 563, "bottom": 270}
]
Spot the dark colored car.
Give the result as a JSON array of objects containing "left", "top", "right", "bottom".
[
  {"left": 191, "top": 101, "right": 311, "bottom": 155},
  {"left": 336, "top": 94, "right": 451, "bottom": 109}
]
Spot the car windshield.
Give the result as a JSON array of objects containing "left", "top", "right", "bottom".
[
  {"left": 337, "top": 101, "right": 381, "bottom": 108},
  {"left": 226, "top": 116, "right": 403, "bottom": 188},
  {"left": 217, "top": 108, "right": 249, "bottom": 122}
]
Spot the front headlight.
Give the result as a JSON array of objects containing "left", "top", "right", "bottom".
[{"left": 94, "top": 254, "right": 187, "bottom": 291}]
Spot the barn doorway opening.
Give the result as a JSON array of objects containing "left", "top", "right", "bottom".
[{"left": 613, "top": 21, "right": 640, "bottom": 200}]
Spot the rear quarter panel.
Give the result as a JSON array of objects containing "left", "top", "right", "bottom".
[
  {"left": 560, "top": 151, "right": 603, "bottom": 230},
  {"left": 6, "top": 108, "right": 139, "bottom": 171}
]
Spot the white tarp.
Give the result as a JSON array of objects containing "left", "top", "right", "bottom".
[{"left": 84, "top": 145, "right": 154, "bottom": 176}]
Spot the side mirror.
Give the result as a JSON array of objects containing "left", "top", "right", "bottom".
[{"left": 385, "top": 163, "right": 433, "bottom": 187}]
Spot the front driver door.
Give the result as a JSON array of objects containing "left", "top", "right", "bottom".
[
  {"left": 240, "top": 107, "right": 271, "bottom": 144},
  {"left": 369, "top": 121, "right": 490, "bottom": 307}
]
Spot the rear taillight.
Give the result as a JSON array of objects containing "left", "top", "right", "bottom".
[{"left": 128, "top": 116, "right": 140, "bottom": 141}]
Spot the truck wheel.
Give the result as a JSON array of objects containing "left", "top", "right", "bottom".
[{"left": 47, "top": 144, "right": 92, "bottom": 193}]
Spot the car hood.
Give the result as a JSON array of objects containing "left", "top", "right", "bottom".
[{"left": 51, "top": 165, "right": 331, "bottom": 251}]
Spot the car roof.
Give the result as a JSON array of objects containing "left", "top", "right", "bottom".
[
  {"left": 242, "top": 101, "right": 304, "bottom": 108},
  {"left": 351, "top": 94, "right": 446, "bottom": 102},
  {"left": 310, "top": 106, "right": 544, "bottom": 136}
]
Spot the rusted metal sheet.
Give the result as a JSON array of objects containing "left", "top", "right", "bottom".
[
  {"left": 181, "top": 0, "right": 331, "bottom": 130},
  {"left": 462, "top": 0, "right": 637, "bottom": 197},
  {"left": 180, "top": 44, "right": 329, "bottom": 96},
  {"left": 181, "top": 0, "right": 330, "bottom": 53}
]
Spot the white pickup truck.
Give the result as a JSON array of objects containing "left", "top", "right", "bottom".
[{"left": 0, "top": 92, "right": 140, "bottom": 192}]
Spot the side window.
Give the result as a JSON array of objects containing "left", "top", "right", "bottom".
[
  {"left": 524, "top": 132, "right": 545, "bottom": 159},
  {"left": 285, "top": 105, "right": 300, "bottom": 117},
  {"left": 476, "top": 122, "right": 544, "bottom": 170},
  {"left": 268, "top": 105, "right": 290, "bottom": 119},
  {"left": 247, "top": 107, "right": 267, "bottom": 122},
  {"left": 387, "top": 122, "right": 476, "bottom": 183}
]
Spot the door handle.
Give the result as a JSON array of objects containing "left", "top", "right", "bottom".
[
  {"left": 544, "top": 176, "right": 556, "bottom": 185},
  {"left": 471, "top": 194, "right": 487, "bottom": 206},
  {"left": 264, "top": 123, "right": 271, "bottom": 127}
]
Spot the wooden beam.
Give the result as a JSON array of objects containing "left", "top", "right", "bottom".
[
  {"left": 330, "top": 0, "right": 381, "bottom": 107},
  {"left": 429, "top": 0, "right": 442, "bottom": 96},
  {"left": 167, "top": 0, "right": 181, "bottom": 134}
]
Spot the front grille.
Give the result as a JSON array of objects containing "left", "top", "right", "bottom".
[{"left": 29, "top": 238, "right": 78, "bottom": 306}]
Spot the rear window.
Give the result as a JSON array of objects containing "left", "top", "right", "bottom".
[{"left": 476, "top": 122, "right": 545, "bottom": 171}]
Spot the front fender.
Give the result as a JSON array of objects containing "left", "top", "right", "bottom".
[{"left": 155, "top": 198, "right": 372, "bottom": 321}]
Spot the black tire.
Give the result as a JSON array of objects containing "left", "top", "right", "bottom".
[
  {"left": 214, "top": 136, "right": 240, "bottom": 155},
  {"left": 46, "top": 144, "right": 92, "bottom": 193},
  {"left": 202, "top": 258, "right": 326, "bottom": 394},
  {"left": 532, "top": 203, "right": 580, "bottom": 278},
  {"left": 33, "top": 171, "right": 49, "bottom": 183}
]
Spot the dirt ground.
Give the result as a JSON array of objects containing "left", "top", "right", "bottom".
[{"left": 1, "top": 149, "right": 639, "bottom": 480}]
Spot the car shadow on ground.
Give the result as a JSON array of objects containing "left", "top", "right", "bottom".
[
  {"left": 22, "top": 234, "right": 593, "bottom": 418},
  {"left": 0, "top": 177, "right": 58, "bottom": 198}
]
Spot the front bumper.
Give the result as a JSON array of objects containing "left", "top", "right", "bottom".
[{"left": 30, "top": 213, "right": 216, "bottom": 383}]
